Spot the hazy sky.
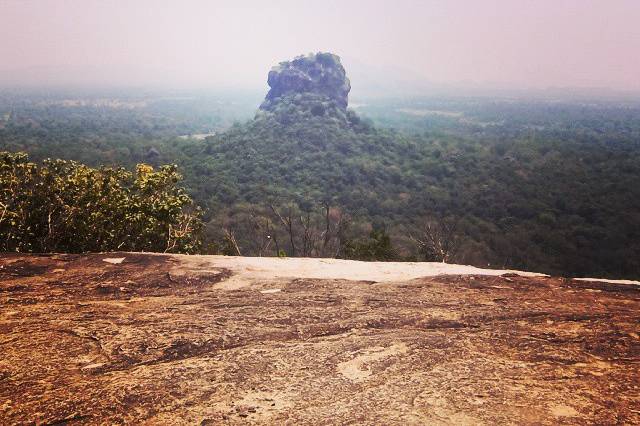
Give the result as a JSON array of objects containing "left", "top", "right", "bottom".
[{"left": 1, "top": 0, "right": 639, "bottom": 93}]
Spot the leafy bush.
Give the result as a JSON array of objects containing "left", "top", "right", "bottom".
[
  {"left": 0, "top": 152, "right": 202, "bottom": 253},
  {"left": 342, "top": 228, "right": 397, "bottom": 261}
]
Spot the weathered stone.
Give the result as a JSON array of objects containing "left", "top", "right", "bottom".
[
  {"left": 260, "top": 52, "right": 351, "bottom": 111},
  {"left": 1, "top": 252, "right": 639, "bottom": 424}
]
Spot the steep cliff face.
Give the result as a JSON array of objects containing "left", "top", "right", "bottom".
[{"left": 260, "top": 52, "right": 351, "bottom": 112}]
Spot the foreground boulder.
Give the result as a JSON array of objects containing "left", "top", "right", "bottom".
[{"left": 1, "top": 253, "right": 639, "bottom": 424}]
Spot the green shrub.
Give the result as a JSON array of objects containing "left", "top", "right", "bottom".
[
  {"left": 0, "top": 152, "right": 202, "bottom": 253},
  {"left": 342, "top": 227, "right": 397, "bottom": 261}
]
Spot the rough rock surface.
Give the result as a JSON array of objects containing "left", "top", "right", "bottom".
[
  {"left": 260, "top": 52, "right": 351, "bottom": 111},
  {"left": 1, "top": 253, "right": 639, "bottom": 425}
]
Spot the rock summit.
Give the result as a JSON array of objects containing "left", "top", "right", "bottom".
[{"left": 260, "top": 52, "right": 351, "bottom": 111}]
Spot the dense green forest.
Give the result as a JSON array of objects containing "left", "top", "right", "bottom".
[{"left": 1, "top": 90, "right": 639, "bottom": 278}]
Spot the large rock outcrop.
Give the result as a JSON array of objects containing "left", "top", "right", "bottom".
[
  {"left": 3, "top": 252, "right": 639, "bottom": 424},
  {"left": 259, "top": 52, "right": 351, "bottom": 112}
]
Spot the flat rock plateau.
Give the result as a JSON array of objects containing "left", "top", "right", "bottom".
[{"left": 1, "top": 253, "right": 638, "bottom": 425}]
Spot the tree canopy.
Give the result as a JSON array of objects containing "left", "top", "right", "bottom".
[{"left": 0, "top": 152, "right": 202, "bottom": 253}]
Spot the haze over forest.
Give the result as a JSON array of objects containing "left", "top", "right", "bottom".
[
  {"left": 1, "top": 0, "right": 640, "bottom": 96},
  {"left": 3, "top": 2, "right": 640, "bottom": 423},
  {"left": 2, "top": 1, "right": 640, "bottom": 279}
]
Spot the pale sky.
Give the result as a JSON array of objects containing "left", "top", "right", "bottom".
[{"left": 1, "top": 0, "right": 639, "bottom": 93}]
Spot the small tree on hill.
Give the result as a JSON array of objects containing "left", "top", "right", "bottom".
[
  {"left": 410, "top": 217, "right": 460, "bottom": 263},
  {"left": 342, "top": 227, "right": 397, "bottom": 261}
]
